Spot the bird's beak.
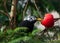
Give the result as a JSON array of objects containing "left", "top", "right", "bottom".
[{"left": 36, "top": 18, "right": 42, "bottom": 21}]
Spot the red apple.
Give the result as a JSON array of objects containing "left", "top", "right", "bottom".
[{"left": 41, "top": 13, "right": 54, "bottom": 28}]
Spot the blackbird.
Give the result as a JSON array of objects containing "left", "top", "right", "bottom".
[{"left": 18, "top": 15, "right": 41, "bottom": 33}]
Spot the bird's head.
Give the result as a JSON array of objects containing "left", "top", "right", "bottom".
[{"left": 24, "top": 15, "right": 42, "bottom": 23}]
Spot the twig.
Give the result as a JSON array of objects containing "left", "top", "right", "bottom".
[
  {"left": 3, "top": 0, "right": 9, "bottom": 14},
  {"left": 23, "top": 0, "right": 29, "bottom": 20},
  {"left": 34, "top": 0, "right": 43, "bottom": 18},
  {"left": 0, "top": 10, "right": 10, "bottom": 18},
  {"left": 54, "top": 18, "right": 60, "bottom": 22}
]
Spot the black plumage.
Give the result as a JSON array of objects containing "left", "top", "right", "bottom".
[{"left": 18, "top": 20, "right": 36, "bottom": 32}]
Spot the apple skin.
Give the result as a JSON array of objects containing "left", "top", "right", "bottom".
[{"left": 41, "top": 13, "right": 54, "bottom": 28}]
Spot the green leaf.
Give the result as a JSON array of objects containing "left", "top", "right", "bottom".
[
  {"left": 14, "top": 27, "right": 28, "bottom": 33},
  {"left": 6, "top": 29, "right": 13, "bottom": 35},
  {"left": 32, "top": 29, "right": 41, "bottom": 36},
  {"left": 8, "top": 36, "right": 31, "bottom": 43}
]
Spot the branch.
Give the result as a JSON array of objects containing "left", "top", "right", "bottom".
[
  {"left": 3, "top": 0, "right": 8, "bottom": 14},
  {"left": 23, "top": 0, "right": 29, "bottom": 20},
  {"left": 10, "top": 0, "right": 17, "bottom": 18},
  {"left": 34, "top": 0, "right": 43, "bottom": 18},
  {"left": 54, "top": 18, "right": 60, "bottom": 22},
  {"left": 9, "top": 0, "right": 17, "bottom": 29},
  {"left": 0, "top": 10, "right": 10, "bottom": 18}
]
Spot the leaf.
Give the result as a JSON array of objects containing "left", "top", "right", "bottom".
[
  {"left": 14, "top": 27, "right": 28, "bottom": 33},
  {"left": 32, "top": 29, "right": 41, "bottom": 36},
  {"left": 8, "top": 36, "right": 31, "bottom": 43},
  {"left": 6, "top": 29, "right": 13, "bottom": 35}
]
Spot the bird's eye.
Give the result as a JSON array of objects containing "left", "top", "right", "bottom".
[{"left": 30, "top": 18, "right": 32, "bottom": 19}]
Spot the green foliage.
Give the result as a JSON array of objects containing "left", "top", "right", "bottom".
[
  {"left": 14, "top": 27, "right": 27, "bottom": 32},
  {"left": 0, "top": 14, "right": 9, "bottom": 25},
  {"left": 42, "top": 0, "right": 55, "bottom": 11},
  {"left": 0, "top": 26, "right": 60, "bottom": 43}
]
